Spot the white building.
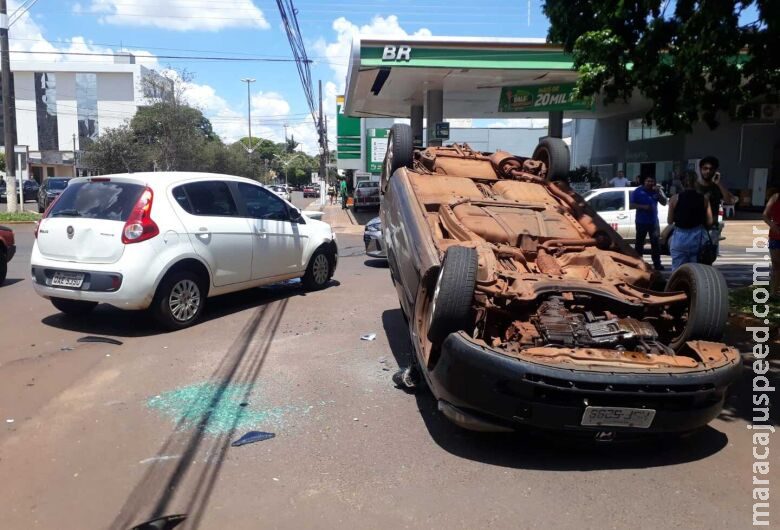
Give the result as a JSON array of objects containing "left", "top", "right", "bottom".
[{"left": 2, "top": 53, "right": 168, "bottom": 180}]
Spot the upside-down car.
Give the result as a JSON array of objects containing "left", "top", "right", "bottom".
[{"left": 381, "top": 124, "right": 740, "bottom": 440}]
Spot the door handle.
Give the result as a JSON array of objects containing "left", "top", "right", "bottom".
[
  {"left": 197, "top": 227, "right": 210, "bottom": 238},
  {"left": 256, "top": 229, "right": 267, "bottom": 239},
  {"left": 616, "top": 214, "right": 628, "bottom": 219}
]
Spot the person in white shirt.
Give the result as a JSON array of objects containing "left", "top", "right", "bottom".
[{"left": 609, "top": 170, "right": 629, "bottom": 187}]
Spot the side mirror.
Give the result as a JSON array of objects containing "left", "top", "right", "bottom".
[{"left": 289, "top": 207, "right": 305, "bottom": 224}]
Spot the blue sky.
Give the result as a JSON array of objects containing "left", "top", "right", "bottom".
[{"left": 10, "top": 0, "right": 551, "bottom": 152}]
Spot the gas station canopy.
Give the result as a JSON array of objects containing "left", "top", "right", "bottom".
[{"left": 343, "top": 36, "right": 649, "bottom": 121}]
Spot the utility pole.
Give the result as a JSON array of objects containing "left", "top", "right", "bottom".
[
  {"left": 318, "top": 80, "right": 326, "bottom": 185},
  {"left": 240, "top": 78, "right": 255, "bottom": 181},
  {"left": 1, "top": 0, "right": 17, "bottom": 212},
  {"left": 72, "top": 133, "right": 77, "bottom": 177}
]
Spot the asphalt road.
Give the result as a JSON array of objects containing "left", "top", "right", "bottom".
[{"left": 0, "top": 199, "right": 771, "bottom": 529}]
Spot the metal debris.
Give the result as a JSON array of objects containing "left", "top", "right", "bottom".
[
  {"left": 360, "top": 333, "right": 377, "bottom": 341},
  {"left": 231, "top": 431, "right": 275, "bottom": 447},
  {"left": 77, "top": 335, "right": 123, "bottom": 345}
]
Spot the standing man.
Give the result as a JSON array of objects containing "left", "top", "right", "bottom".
[
  {"left": 630, "top": 175, "right": 668, "bottom": 270},
  {"left": 609, "top": 170, "right": 629, "bottom": 187},
  {"left": 339, "top": 177, "right": 348, "bottom": 210},
  {"left": 696, "top": 156, "right": 737, "bottom": 257}
]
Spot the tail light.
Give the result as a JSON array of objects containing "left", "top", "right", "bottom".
[{"left": 122, "top": 187, "right": 159, "bottom": 244}]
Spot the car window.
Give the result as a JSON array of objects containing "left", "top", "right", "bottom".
[
  {"left": 237, "top": 182, "right": 289, "bottom": 221},
  {"left": 47, "top": 181, "right": 145, "bottom": 221},
  {"left": 587, "top": 191, "right": 625, "bottom": 212},
  {"left": 176, "top": 181, "right": 238, "bottom": 217},
  {"left": 46, "top": 179, "right": 69, "bottom": 191}
]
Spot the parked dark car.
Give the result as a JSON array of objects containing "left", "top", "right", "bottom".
[
  {"left": 0, "top": 179, "right": 38, "bottom": 202},
  {"left": 353, "top": 180, "right": 380, "bottom": 212},
  {"left": 37, "top": 177, "right": 70, "bottom": 212},
  {"left": 381, "top": 123, "right": 740, "bottom": 440},
  {"left": 0, "top": 225, "right": 15, "bottom": 285}
]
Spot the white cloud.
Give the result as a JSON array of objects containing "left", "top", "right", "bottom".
[
  {"left": 315, "top": 15, "right": 432, "bottom": 92},
  {"left": 84, "top": 0, "right": 270, "bottom": 32}
]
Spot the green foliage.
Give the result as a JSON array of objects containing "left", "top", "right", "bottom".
[
  {"left": 566, "top": 165, "right": 601, "bottom": 186},
  {"left": 0, "top": 151, "right": 5, "bottom": 173},
  {"left": 730, "top": 286, "right": 780, "bottom": 321},
  {"left": 83, "top": 125, "right": 148, "bottom": 174},
  {"left": 0, "top": 211, "right": 41, "bottom": 222},
  {"left": 543, "top": 1, "right": 779, "bottom": 132}
]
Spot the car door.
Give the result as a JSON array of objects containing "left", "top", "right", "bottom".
[
  {"left": 171, "top": 180, "right": 253, "bottom": 287},
  {"left": 586, "top": 190, "right": 630, "bottom": 236},
  {"left": 235, "top": 182, "right": 307, "bottom": 280}
]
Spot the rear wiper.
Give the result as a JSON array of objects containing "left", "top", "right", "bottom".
[{"left": 51, "top": 209, "right": 81, "bottom": 217}]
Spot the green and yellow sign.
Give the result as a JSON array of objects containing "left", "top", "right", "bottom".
[
  {"left": 498, "top": 83, "right": 593, "bottom": 113},
  {"left": 337, "top": 95, "right": 361, "bottom": 160}
]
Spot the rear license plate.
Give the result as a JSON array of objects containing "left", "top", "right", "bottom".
[
  {"left": 51, "top": 271, "right": 84, "bottom": 288},
  {"left": 581, "top": 406, "right": 656, "bottom": 428}
]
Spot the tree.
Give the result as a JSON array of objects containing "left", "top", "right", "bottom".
[
  {"left": 543, "top": 1, "right": 779, "bottom": 132},
  {"left": 82, "top": 125, "right": 148, "bottom": 174}
]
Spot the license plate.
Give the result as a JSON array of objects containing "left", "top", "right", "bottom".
[
  {"left": 51, "top": 271, "right": 84, "bottom": 288},
  {"left": 581, "top": 406, "right": 656, "bottom": 428}
]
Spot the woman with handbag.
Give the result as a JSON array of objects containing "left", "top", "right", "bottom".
[
  {"left": 762, "top": 192, "right": 780, "bottom": 301},
  {"left": 667, "top": 171, "right": 713, "bottom": 271}
]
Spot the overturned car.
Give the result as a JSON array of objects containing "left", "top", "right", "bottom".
[{"left": 380, "top": 124, "right": 741, "bottom": 439}]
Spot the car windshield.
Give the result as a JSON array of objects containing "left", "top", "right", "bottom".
[
  {"left": 46, "top": 179, "right": 69, "bottom": 191},
  {"left": 357, "top": 182, "right": 377, "bottom": 188},
  {"left": 47, "top": 181, "right": 145, "bottom": 221}
]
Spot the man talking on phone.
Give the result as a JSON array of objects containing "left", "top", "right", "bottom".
[
  {"left": 630, "top": 175, "right": 668, "bottom": 270},
  {"left": 696, "top": 156, "right": 737, "bottom": 255}
]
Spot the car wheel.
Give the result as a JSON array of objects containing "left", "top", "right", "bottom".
[
  {"left": 303, "top": 248, "right": 333, "bottom": 290},
  {"left": 427, "top": 246, "right": 478, "bottom": 344},
  {"left": 665, "top": 263, "right": 728, "bottom": 350},
  {"left": 151, "top": 271, "right": 205, "bottom": 330},
  {"left": 51, "top": 298, "right": 98, "bottom": 315},
  {"left": 38, "top": 202, "right": 45, "bottom": 213},
  {"left": 532, "top": 137, "right": 570, "bottom": 181},
  {"left": 382, "top": 124, "right": 414, "bottom": 186}
]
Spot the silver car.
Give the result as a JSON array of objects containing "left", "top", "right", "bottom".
[{"left": 363, "top": 216, "right": 386, "bottom": 258}]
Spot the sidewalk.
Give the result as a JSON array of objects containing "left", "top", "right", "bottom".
[{"left": 321, "top": 204, "right": 365, "bottom": 235}]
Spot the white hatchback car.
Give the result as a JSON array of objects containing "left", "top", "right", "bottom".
[
  {"left": 582, "top": 187, "right": 669, "bottom": 240},
  {"left": 31, "top": 173, "right": 338, "bottom": 329}
]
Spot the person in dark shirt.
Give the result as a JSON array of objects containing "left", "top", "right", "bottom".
[
  {"left": 630, "top": 175, "right": 668, "bottom": 270},
  {"left": 667, "top": 171, "right": 713, "bottom": 271},
  {"left": 696, "top": 156, "right": 737, "bottom": 258}
]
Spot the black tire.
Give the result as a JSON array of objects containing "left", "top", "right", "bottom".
[
  {"left": 0, "top": 250, "right": 6, "bottom": 286},
  {"left": 302, "top": 247, "right": 333, "bottom": 290},
  {"left": 51, "top": 298, "right": 98, "bottom": 316},
  {"left": 665, "top": 263, "right": 728, "bottom": 349},
  {"left": 38, "top": 202, "right": 45, "bottom": 214},
  {"left": 427, "top": 246, "right": 478, "bottom": 344},
  {"left": 532, "top": 137, "right": 570, "bottom": 181},
  {"left": 382, "top": 124, "right": 414, "bottom": 188},
  {"left": 151, "top": 270, "right": 206, "bottom": 331}
]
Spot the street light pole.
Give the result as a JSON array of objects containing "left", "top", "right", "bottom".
[
  {"left": 1, "top": 0, "right": 18, "bottom": 212},
  {"left": 240, "top": 77, "right": 255, "bottom": 178}
]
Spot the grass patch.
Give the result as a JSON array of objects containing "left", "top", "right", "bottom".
[
  {"left": 729, "top": 285, "right": 780, "bottom": 321},
  {"left": 0, "top": 211, "right": 42, "bottom": 223}
]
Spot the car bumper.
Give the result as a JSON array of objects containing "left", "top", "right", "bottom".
[
  {"left": 354, "top": 199, "right": 380, "bottom": 208},
  {"left": 426, "top": 333, "right": 742, "bottom": 438},
  {"left": 30, "top": 250, "right": 158, "bottom": 310},
  {"left": 363, "top": 230, "right": 386, "bottom": 258}
]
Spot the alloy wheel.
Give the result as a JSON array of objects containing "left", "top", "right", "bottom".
[
  {"left": 312, "top": 254, "right": 330, "bottom": 285},
  {"left": 168, "top": 279, "right": 201, "bottom": 322}
]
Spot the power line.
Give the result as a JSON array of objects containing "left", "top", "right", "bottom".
[{"left": 10, "top": 49, "right": 311, "bottom": 63}]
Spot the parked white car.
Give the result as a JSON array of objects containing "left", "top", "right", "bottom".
[
  {"left": 31, "top": 173, "right": 338, "bottom": 329},
  {"left": 268, "top": 185, "right": 291, "bottom": 202},
  {"left": 583, "top": 187, "right": 669, "bottom": 240}
]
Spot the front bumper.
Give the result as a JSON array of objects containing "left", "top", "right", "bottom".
[
  {"left": 426, "top": 333, "right": 742, "bottom": 437},
  {"left": 363, "top": 230, "right": 386, "bottom": 258}
]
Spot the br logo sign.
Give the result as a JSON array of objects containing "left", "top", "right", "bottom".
[{"left": 382, "top": 45, "right": 412, "bottom": 62}]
